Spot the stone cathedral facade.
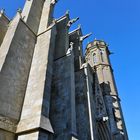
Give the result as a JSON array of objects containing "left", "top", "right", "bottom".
[{"left": 0, "top": 0, "right": 128, "bottom": 140}]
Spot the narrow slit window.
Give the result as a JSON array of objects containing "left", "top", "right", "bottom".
[
  {"left": 100, "top": 50, "right": 104, "bottom": 62},
  {"left": 93, "top": 53, "right": 97, "bottom": 64}
]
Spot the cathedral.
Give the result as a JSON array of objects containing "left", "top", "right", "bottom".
[{"left": 0, "top": 0, "right": 128, "bottom": 140}]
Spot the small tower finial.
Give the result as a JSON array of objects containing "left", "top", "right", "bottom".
[
  {"left": 0, "top": 9, "right": 5, "bottom": 14},
  {"left": 78, "top": 24, "right": 81, "bottom": 29},
  {"left": 16, "top": 8, "right": 22, "bottom": 18},
  {"left": 65, "top": 10, "right": 69, "bottom": 15},
  {"left": 17, "top": 8, "right": 22, "bottom": 13}
]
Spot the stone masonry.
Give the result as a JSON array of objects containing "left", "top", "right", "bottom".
[{"left": 0, "top": 0, "right": 128, "bottom": 140}]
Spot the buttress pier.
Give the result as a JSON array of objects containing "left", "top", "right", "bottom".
[{"left": 0, "top": 0, "right": 128, "bottom": 140}]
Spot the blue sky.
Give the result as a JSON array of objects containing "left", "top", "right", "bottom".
[{"left": 0, "top": 0, "right": 140, "bottom": 139}]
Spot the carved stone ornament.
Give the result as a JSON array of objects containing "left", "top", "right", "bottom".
[
  {"left": 51, "top": 0, "right": 57, "bottom": 5},
  {"left": 67, "top": 17, "right": 79, "bottom": 27},
  {"left": 95, "top": 95, "right": 107, "bottom": 120},
  {"left": 17, "top": 8, "right": 22, "bottom": 13},
  {"left": 66, "top": 42, "right": 74, "bottom": 56}
]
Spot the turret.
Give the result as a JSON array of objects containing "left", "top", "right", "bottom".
[
  {"left": 85, "top": 39, "right": 128, "bottom": 140},
  {"left": 85, "top": 40, "right": 110, "bottom": 69}
]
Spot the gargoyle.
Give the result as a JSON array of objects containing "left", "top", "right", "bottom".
[
  {"left": 67, "top": 17, "right": 79, "bottom": 27},
  {"left": 80, "top": 33, "right": 92, "bottom": 41}
]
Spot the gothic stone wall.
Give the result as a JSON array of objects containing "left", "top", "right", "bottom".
[{"left": 50, "top": 53, "right": 76, "bottom": 140}]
